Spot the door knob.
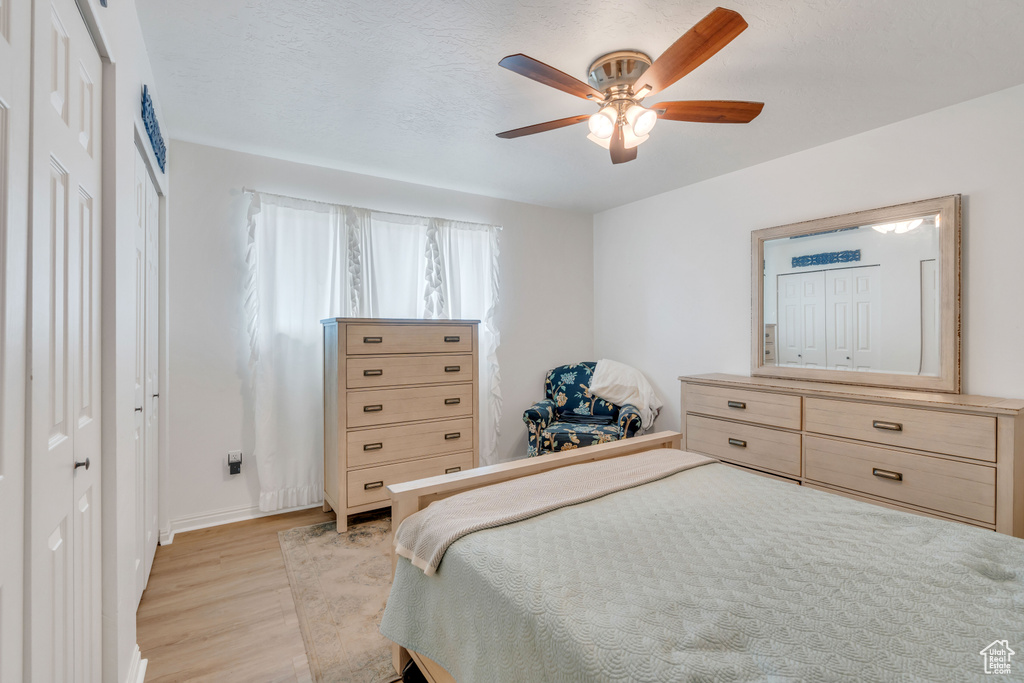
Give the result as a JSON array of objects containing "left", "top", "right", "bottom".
[{"left": 75, "top": 458, "right": 90, "bottom": 470}]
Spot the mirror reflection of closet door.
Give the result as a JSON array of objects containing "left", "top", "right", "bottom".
[
  {"left": 825, "top": 267, "right": 880, "bottom": 371},
  {"left": 825, "top": 270, "right": 853, "bottom": 370},
  {"left": 777, "top": 271, "right": 826, "bottom": 367},
  {"left": 850, "top": 268, "right": 881, "bottom": 371}
]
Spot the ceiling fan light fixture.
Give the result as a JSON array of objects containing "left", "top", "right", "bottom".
[
  {"left": 588, "top": 107, "right": 617, "bottom": 139},
  {"left": 622, "top": 126, "right": 649, "bottom": 149},
  {"left": 625, "top": 104, "right": 657, "bottom": 137},
  {"left": 586, "top": 132, "right": 612, "bottom": 149},
  {"left": 872, "top": 218, "right": 924, "bottom": 235}
]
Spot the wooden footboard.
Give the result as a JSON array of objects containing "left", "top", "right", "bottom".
[{"left": 386, "top": 431, "right": 683, "bottom": 678}]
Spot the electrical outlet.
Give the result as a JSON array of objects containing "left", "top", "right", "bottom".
[{"left": 228, "top": 450, "right": 242, "bottom": 475}]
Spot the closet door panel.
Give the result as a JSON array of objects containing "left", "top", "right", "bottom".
[
  {"left": 28, "top": 0, "right": 102, "bottom": 680},
  {"left": 132, "top": 147, "right": 146, "bottom": 604},
  {"left": 0, "top": 0, "right": 30, "bottom": 673},
  {"left": 143, "top": 159, "right": 160, "bottom": 584}
]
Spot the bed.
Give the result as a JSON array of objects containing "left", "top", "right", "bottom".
[{"left": 380, "top": 432, "right": 1024, "bottom": 682}]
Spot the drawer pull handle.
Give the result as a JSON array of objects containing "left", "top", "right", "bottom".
[
  {"left": 444, "top": 335, "right": 460, "bottom": 343},
  {"left": 364, "top": 481, "right": 384, "bottom": 490},
  {"left": 872, "top": 420, "right": 903, "bottom": 432},
  {"left": 362, "top": 336, "right": 383, "bottom": 344},
  {"left": 445, "top": 432, "right": 461, "bottom": 440},
  {"left": 363, "top": 369, "right": 383, "bottom": 377},
  {"left": 728, "top": 438, "right": 747, "bottom": 448},
  {"left": 444, "top": 365, "right": 461, "bottom": 373},
  {"left": 363, "top": 443, "right": 383, "bottom": 451},
  {"left": 444, "top": 398, "right": 461, "bottom": 405},
  {"left": 445, "top": 467, "right": 462, "bottom": 474},
  {"left": 872, "top": 468, "right": 903, "bottom": 482},
  {"left": 727, "top": 401, "right": 746, "bottom": 409},
  {"left": 363, "top": 404, "right": 383, "bottom": 413}
]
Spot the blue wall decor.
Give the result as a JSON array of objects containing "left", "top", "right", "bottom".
[
  {"left": 792, "top": 249, "right": 861, "bottom": 268},
  {"left": 141, "top": 85, "right": 166, "bottom": 173}
]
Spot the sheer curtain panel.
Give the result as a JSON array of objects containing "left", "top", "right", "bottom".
[{"left": 246, "top": 192, "right": 501, "bottom": 512}]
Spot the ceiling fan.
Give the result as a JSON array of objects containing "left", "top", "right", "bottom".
[{"left": 496, "top": 7, "right": 764, "bottom": 164}]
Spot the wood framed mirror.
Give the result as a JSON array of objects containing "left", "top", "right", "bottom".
[{"left": 752, "top": 195, "right": 961, "bottom": 393}]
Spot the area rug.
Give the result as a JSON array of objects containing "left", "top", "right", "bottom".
[{"left": 279, "top": 511, "right": 402, "bottom": 683}]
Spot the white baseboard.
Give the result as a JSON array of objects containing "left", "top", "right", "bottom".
[
  {"left": 162, "top": 501, "right": 324, "bottom": 544},
  {"left": 125, "top": 644, "right": 147, "bottom": 683}
]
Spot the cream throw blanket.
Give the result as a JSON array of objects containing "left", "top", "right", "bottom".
[
  {"left": 589, "top": 359, "right": 663, "bottom": 429},
  {"left": 394, "top": 449, "right": 715, "bottom": 575}
]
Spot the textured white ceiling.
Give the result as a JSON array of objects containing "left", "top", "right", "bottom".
[{"left": 136, "top": 0, "right": 1024, "bottom": 212}]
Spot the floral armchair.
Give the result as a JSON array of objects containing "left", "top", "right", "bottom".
[{"left": 522, "top": 362, "right": 652, "bottom": 456}]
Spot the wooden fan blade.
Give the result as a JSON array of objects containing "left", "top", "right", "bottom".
[
  {"left": 496, "top": 114, "right": 590, "bottom": 139},
  {"left": 655, "top": 100, "right": 764, "bottom": 123},
  {"left": 610, "top": 126, "right": 637, "bottom": 164},
  {"left": 639, "top": 7, "right": 748, "bottom": 96},
  {"left": 499, "top": 54, "right": 604, "bottom": 101}
]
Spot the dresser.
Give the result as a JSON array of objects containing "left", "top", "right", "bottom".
[
  {"left": 323, "top": 318, "right": 479, "bottom": 531},
  {"left": 680, "top": 374, "right": 1024, "bottom": 537}
]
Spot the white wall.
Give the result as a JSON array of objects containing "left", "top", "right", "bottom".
[
  {"left": 165, "top": 141, "right": 594, "bottom": 533},
  {"left": 594, "top": 83, "right": 1024, "bottom": 431}
]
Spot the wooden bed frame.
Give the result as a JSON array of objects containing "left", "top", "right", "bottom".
[{"left": 386, "top": 431, "right": 683, "bottom": 682}]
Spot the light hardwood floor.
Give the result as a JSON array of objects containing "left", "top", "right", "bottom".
[{"left": 137, "top": 507, "right": 334, "bottom": 682}]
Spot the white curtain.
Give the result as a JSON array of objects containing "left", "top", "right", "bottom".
[{"left": 246, "top": 192, "right": 501, "bottom": 512}]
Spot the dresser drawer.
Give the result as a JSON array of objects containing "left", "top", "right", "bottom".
[
  {"left": 347, "top": 354, "right": 474, "bottom": 389},
  {"left": 347, "top": 324, "right": 473, "bottom": 355},
  {"left": 348, "top": 452, "right": 473, "bottom": 507},
  {"left": 347, "top": 383, "right": 473, "bottom": 428},
  {"left": 686, "top": 414, "right": 801, "bottom": 477},
  {"left": 804, "top": 398, "right": 996, "bottom": 462},
  {"left": 347, "top": 418, "right": 474, "bottom": 468},
  {"left": 683, "top": 383, "right": 801, "bottom": 430},
  {"left": 804, "top": 435, "right": 995, "bottom": 524}
]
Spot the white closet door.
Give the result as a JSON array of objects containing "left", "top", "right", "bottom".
[
  {"left": 143, "top": 153, "right": 160, "bottom": 586},
  {"left": 0, "top": 1, "right": 31, "bottom": 681},
  {"left": 777, "top": 274, "right": 803, "bottom": 366},
  {"left": 28, "top": 0, "right": 103, "bottom": 681},
  {"left": 133, "top": 147, "right": 147, "bottom": 604},
  {"left": 777, "top": 271, "right": 826, "bottom": 367},
  {"left": 851, "top": 267, "right": 881, "bottom": 371},
  {"left": 825, "top": 270, "right": 854, "bottom": 369},
  {"left": 133, "top": 144, "right": 160, "bottom": 603}
]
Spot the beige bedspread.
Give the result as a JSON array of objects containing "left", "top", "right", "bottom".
[{"left": 393, "top": 448, "right": 715, "bottom": 575}]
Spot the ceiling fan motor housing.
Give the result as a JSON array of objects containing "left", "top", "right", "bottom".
[{"left": 587, "top": 51, "right": 652, "bottom": 94}]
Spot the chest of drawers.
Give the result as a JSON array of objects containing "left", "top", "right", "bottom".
[
  {"left": 323, "top": 318, "right": 479, "bottom": 531},
  {"left": 680, "top": 373, "right": 1024, "bottom": 537}
]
